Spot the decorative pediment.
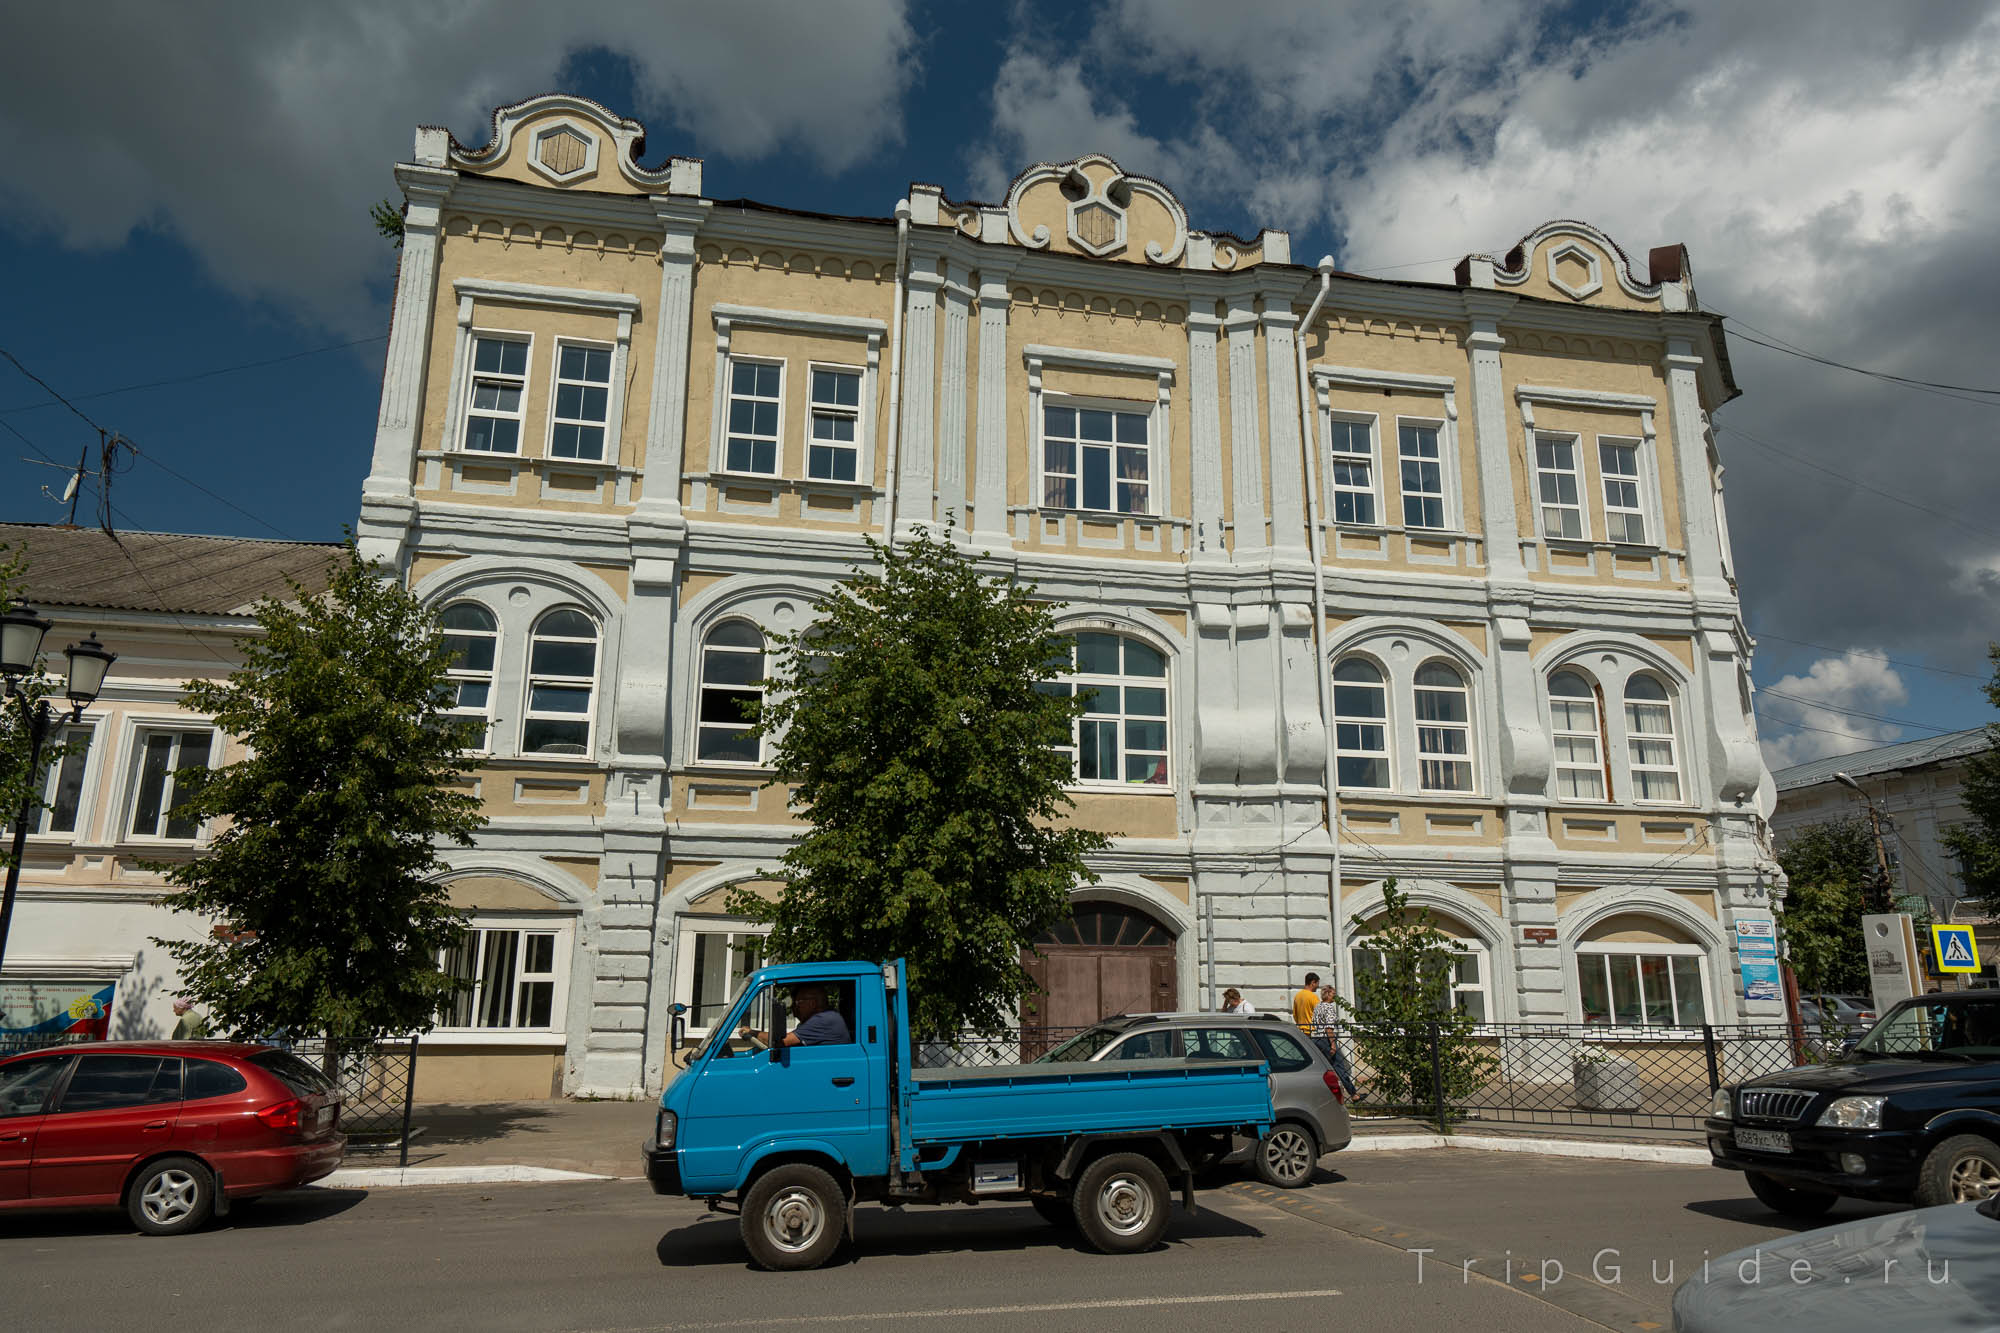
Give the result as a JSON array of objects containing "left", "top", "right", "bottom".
[
  {"left": 438, "top": 94, "right": 701, "bottom": 196},
  {"left": 1456, "top": 220, "right": 1694, "bottom": 312}
]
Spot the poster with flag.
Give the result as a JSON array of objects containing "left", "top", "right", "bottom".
[{"left": 0, "top": 980, "right": 115, "bottom": 1047}]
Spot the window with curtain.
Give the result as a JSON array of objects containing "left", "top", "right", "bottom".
[
  {"left": 1046, "top": 631, "right": 1169, "bottom": 785},
  {"left": 1413, "top": 661, "right": 1472, "bottom": 792},
  {"left": 697, "top": 621, "right": 766, "bottom": 763},
  {"left": 1577, "top": 948, "right": 1706, "bottom": 1027},
  {"left": 440, "top": 926, "right": 563, "bottom": 1030},
  {"left": 523, "top": 609, "right": 597, "bottom": 756},
  {"left": 1548, "top": 670, "right": 1606, "bottom": 800},
  {"left": 1042, "top": 403, "right": 1151, "bottom": 515},
  {"left": 1624, "top": 674, "right": 1682, "bottom": 802},
  {"left": 1535, "top": 435, "right": 1585, "bottom": 539},
  {"left": 1598, "top": 439, "right": 1646, "bottom": 544},
  {"left": 1333, "top": 658, "right": 1390, "bottom": 789}
]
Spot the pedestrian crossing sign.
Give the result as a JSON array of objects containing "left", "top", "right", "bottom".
[{"left": 1932, "top": 925, "right": 1981, "bottom": 974}]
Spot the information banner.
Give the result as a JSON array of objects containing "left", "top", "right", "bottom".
[
  {"left": 1735, "top": 916, "right": 1780, "bottom": 1001},
  {"left": 0, "top": 980, "right": 115, "bottom": 1041}
]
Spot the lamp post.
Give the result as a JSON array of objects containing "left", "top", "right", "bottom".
[
  {"left": 1, "top": 601, "right": 115, "bottom": 975},
  {"left": 1834, "top": 771, "right": 1897, "bottom": 916}
]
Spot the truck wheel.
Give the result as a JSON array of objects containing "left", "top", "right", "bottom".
[
  {"left": 1031, "top": 1195, "right": 1075, "bottom": 1228},
  {"left": 1746, "top": 1171, "right": 1838, "bottom": 1218},
  {"left": 741, "top": 1163, "right": 845, "bottom": 1271},
  {"left": 1916, "top": 1135, "right": 2000, "bottom": 1207},
  {"left": 1072, "top": 1151, "right": 1170, "bottom": 1254},
  {"left": 1253, "top": 1121, "right": 1319, "bottom": 1189}
]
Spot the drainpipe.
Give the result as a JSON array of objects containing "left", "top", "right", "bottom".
[
  {"left": 1292, "top": 257, "right": 1341, "bottom": 981},
  {"left": 881, "top": 202, "right": 912, "bottom": 543}
]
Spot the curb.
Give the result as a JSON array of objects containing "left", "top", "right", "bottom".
[
  {"left": 318, "top": 1165, "right": 616, "bottom": 1189},
  {"left": 1345, "top": 1131, "right": 1710, "bottom": 1165}
]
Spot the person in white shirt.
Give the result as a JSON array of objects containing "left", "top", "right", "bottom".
[{"left": 1221, "top": 987, "right": 1257, "bottom": 1015}]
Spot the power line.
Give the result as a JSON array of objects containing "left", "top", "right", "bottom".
[
  {"left": 1717, "top": 424, "right": 2000, "bottom": 540},
  {"left": 1748, "top": 630, "right": 1990, "bottom": 682},
  {"left": 122, "top": 443, "right": 295, "bottom": 540},
  {"left": 1759, "top": 687, "right": 1957, "bottom": 735},
  {"left": 0, "top": 345, "right": 107, "bottom": 434},
  {"left": 1727, "top": 319, "right": 2000, "bottom": 401},
  {"left": 0, "top": 335, "right": 388, "bottom": 418},
  {"left": 1754, "top": 706, "right": 1898, "bottom": 747}
]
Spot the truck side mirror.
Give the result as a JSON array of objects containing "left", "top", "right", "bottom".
[{"left": 771, "top": 1000, "right": 789, "bottom": 1062}]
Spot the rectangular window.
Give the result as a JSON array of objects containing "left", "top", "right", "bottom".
[
  {"left": 1398, "top": 423, "right": 1447, "bottom": 529},
  {"left": 463, "top": 335, "right": 529, "bottom": 454},
  {"left": 1327, "top": 418, "right": 1377, "bottom": 525},
  {"left": 33, "top": 726, "right": 92, "bottom": 834},
  {"left": 1599, "top": 439, "right": 1646, "bottom": 544},
  {"left": 1042, "top": 404, "right": 1150, "bottom": 515},
  {"left": 1349, "top": 946, "right": 1489, "bottom": 1022},
  {"left": 129, "top": 729, "right": 212, "bottom": 839},
  {"left": 440, "top": 927, "right": 562, "bottom": 1030},
  {"left": 807, "top": 366, "right": 863, "bottom": 482},
  {"left": 1626, "top": 698, "right": 1682, "bottom": 802},
  {"left": 688, "top": 931, "right": 766, "bottom": 1033},
  {"left": 724, "top": 359, "right": 782, "bottom": 476},
  {"left": 1578, "top": 951, "right": 1705, "bottom": 1027},
  {"left": 1535, "top": 435, "right": 1584, "bottom": 540},
  {"left": 548, "top": 342, "right": 612, "bottom": 462}
]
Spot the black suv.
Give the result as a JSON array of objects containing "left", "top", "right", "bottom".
[{"left": 1707, "top": 990, "right": 2000, "bottom": 1216}]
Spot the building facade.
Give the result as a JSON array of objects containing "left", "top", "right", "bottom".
[{"left": 352, "top": 95, "right": 1782, "bottom": 1099}]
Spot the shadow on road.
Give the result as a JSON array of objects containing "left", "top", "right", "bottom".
[
  {"left": 656, "top": 1201, "right": 1267, "bottom": 1269},
  {"left": 1682, "top": 1193, "right": 1905, "bottom": 1232},
  {"left": 0, "top": 1187, "right": 367, "bottom": 1239}
]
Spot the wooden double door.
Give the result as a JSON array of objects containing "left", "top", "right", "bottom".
[{"left": 1021, "top": 903, "right": 1177, "bottom": 1035}]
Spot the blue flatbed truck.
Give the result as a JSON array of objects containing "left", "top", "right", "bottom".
[{"left": 642, "top": 959, "right": 1275, "bottom": 1270}]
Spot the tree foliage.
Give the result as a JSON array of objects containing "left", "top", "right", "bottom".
[
  {"left": 1776, "top": 819, "right": 1875, "bottom": 998},
  {"left": 154, "top": 545, "right": 485, "bottom": 1042},
  {"left": 370, "top": 199, "right": 405, "bottom": 248},
  {"left": 726, "top": 524, "right": 1111, "bottom": 1040},
  {"left": 0, "top": 543, "right": 79, "bottom": 880},
  {"left": 1337, "top": 879, "right": 1494, "bottom": 1124},
  {"left": 1944, "top": 644, "right": 2000, "bottom": 915}
]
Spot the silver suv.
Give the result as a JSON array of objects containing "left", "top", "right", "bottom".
[{"left": 1037, "top": 1012, "right": 1352, "bottom": 1188}]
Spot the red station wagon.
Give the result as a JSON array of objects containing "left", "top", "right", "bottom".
[{"left": 0, "top": 1041, "right": 345, "bottom": 1234}]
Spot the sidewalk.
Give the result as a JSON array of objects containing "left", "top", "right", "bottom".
[{"left": 324, "top": 1100, "right": 1707, "bottom": 1188}]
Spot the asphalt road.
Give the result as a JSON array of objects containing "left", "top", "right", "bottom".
[{"left": 0, "top": 1148, "right": 1907, "bottom": 1332}]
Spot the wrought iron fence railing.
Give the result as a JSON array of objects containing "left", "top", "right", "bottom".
[
  {"left": 271, "top": 1036, "right": 422, "bottom": 1166},
  {"left": 0, "top": 1030, "right": 96, "bottom": 1058}
]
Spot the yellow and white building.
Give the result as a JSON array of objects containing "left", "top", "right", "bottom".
[{"left": 354, "top": 95, "right": 1781, "bottom": 1099}]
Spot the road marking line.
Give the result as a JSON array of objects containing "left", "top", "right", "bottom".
[{"left": 581, "top": 1288, "right": 1347, "bottom": 1331}]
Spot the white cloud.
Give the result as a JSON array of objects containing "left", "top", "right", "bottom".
[
  {"left": 0, "top": 2, "right": 918, "bottom": 331},
  {"left": 1759, "top": 650, "right": 1909, "bottom": 769}
]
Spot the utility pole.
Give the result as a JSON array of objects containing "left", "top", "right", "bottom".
[{"left": 1837, "top": 771, "right": 1896, "bottom": 915}]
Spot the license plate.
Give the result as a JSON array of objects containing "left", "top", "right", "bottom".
[
  {"left": 1736, "top": 1128, "right": 1791, "bottom": 1154},
  {"left": 317, "top": 1105, "right": 335, "bottom": 1128}
]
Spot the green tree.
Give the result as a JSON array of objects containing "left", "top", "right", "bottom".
[
  {"left": 1337, "top": 879, "right": 1494, "bottom": 1127},
  {"left": 370, "top": 199, "right": 405, "bottom": 248},
  {"left": 1776, "top": 819, "right": 1876, "bottom": 998},
  {"left": 727, "top": 523, "right": 1111, "bottom": 1039},
  {"left": 154, "top": 545, "right": 485, "bottom": 1043},
  {"left": 0, "top": 543, "right": 80, "bottom": 881},
  {"left": 1945, "top": 644, "right": 2000, "bottom": 913}
]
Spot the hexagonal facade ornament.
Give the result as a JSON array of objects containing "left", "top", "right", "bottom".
[
  {"left": 1072, "top": 201, "right": 1121, "bottom": 254},
  {"left": 529, "top": 121, "right": 599, "bottom": 185},
  {"left": 1547, "top": 242, "right": 1603, "bottom": 300}
]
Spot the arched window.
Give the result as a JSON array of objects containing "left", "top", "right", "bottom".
[
  {"left": 697, "top": 621, "right": 765, "bottom": 763},
  {"left": 523, "top": 608, "right": 597, "bottom": 756},
  {"left": 1413, "top": 661, "right": 1472, "bottom": 792},
  {"left": 1333, "top": 658, "right": 1389, "bottom": 789},
  {"left": 438, "top": 603, "right": 497, "bottom": 752},
  {"left": 1575, "top": 913, "right": 1708, "bottom": 1028},
  {"left": 1053, "top": 631, "right": 1169, "bottom": 785},
  {"left": 1548, "top": 670, "right": 1606, "bottom": 801},
  {"left": 1349, "top": 913, "right": 1491, "bottom": 1022},
  {"left": 1624, "top": 674, "right": 1682, "bottom": 802}
]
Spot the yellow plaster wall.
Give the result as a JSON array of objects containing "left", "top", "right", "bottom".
[
  {"left": 577, "top": 564, "right": 629, "bottom": 602},
  {"left": 1443, "top": 621, "right": 1488, "bottom": 654},
  {"left": 475, "top": 766, "right": 606, "bottom": 818},
  {"left": 671, "top": 774, "right": 806, "bottom": 825},
  {"left": 415, "top": 1048, "right": 564, "bottom": 1101},
  {"left": 1065, "top": 790, "right": 1182, "bottom": 838},
  {"left": 1580, "top": 911, "right": 1697, "bottom": 945},
  {"left": 459, "top": 110, "right": 649, "bottom": 196},
  {"left": 409, "top": 552, "right": 464, "bottom": 586},
  {"left": 446, "top": 876, "right": 566, "bottom": 912},
  {"left": 1644, "top": 635, "right": 1696, "bottom": 673},
  {"left": 1507, "top": 235, "right": 1658, "bottom": 313},
  {"left": 1148, "top": 875, "right": 1191, "bottom": 905}
]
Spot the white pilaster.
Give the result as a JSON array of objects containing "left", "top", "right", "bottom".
[
  {"left": 971, "top": 267, "right": 1015, "bottom": 545},
  {"left": 1185, "top": 309, "right": 1225, "bottom": 560},
  {"left": 896, "top": 264, "right": 943, "bottom": 537},
  {"left": 936, "top": 264, "right": 973, "bottom": 530},
  {"left": 1462, "top": 306, "right": 1523, "bottom": 578},
  {"left": 634, "top": 197, "right": 707, "bottom": 525},
  {"left": 1661, "top": 333, "right": 1731, "bottom": 599},
  {"left": 1261, "top": 301, "right": 1308, "bottom": 562},
  {"left": 1224, "top": 306, "right": 1264, "bottom": 554}
]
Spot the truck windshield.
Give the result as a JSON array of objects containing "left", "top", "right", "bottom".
[
  {"left": 1854, "top": 997, "right": 2000, "bottom": 1060},
  {"left": 1037, "top": 1026, "right": 1121, "bottom": 1063},
  {"left": 690, "top": 975, "right": 774, "bottom": 1061}
]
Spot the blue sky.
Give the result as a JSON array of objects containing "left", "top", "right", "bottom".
[{"left": 3, "top": 1, "right": 1998, "bottom": 765}]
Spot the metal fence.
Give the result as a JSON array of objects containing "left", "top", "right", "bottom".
[
  {"left": 915, "top": 1027, "right": 1095, "bottom": 1067},
  {"left": 0, "top": 1030, "right": 95, "bottom": 1058},
  {"left": 279, "top": 1036, "right": 422, "bottom": 1167}
]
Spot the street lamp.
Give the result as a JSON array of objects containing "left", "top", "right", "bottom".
[
  {"left": 1834, "top": 770, "right": 1897, "bottom": 916},
  {"left": 2, "top": 601, "right": 116, "bottom": 975}
]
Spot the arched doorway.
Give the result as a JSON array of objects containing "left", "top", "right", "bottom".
[{"left": 1022, "top": 903, "right": 1178, "bottom": 1041}]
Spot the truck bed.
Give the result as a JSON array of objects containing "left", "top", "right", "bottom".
[{"left": 906, "top": 1058, "right": 1271, "bottom": 1146}]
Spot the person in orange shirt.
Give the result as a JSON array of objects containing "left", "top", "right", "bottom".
[{"left": 1291, "top": 973, "right": 1321, "bottom": 1028}]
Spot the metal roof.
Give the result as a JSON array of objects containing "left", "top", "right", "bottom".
[
  {"left": 1772, "top": 725, "right": 1993, "bottom": 792},
  {"left": 0, "top": 523, "right": 341, "bottom": 619}
]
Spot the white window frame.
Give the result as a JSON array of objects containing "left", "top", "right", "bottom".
[
  {"left": 521, "top": 608, "right": 598, "bottom": 758},
  {"left": 1534, "top": 432, "right": 1587, "bottom": 541},
  {"left": 460, "top": 330, "right": 533, "bottom": 456},
  {"left": 1548, "top": 670, "right": 1608, "bottom": 802},
  {"left": 17, "top": 718, "right": 100, "bottom": 840},
  {"left": 438, "top": 602, "right": 498, "bottom": 755},
  {"left": 544, "top": 337, "right": 616, "bottom": 463},
  {"left": 674, "top": 923, "right": 773, "bottom": 1041},
  {"left": 1413, "top": 661, "right": 1473, "bottom": 793},
  {"left": 1396, "top": 417, "right": 1450, "bottom": 531},
  {"left": 1574, "top": 942, "right": 1709, "bottom": 1030},
  {"left": 694, "top": 621, "right": 767, "bottom": 767},
  {"left": 1349, "top": 937, "right": 1492, "bottom": 1023},
  {"left": 720, "top": 355, "right": 785, "bottom": 478},
  {"left": 1623, "top": 674, "right": 1684, "bottom": 804},
  {"left": 1333, "top": 657, "right": 1392, "bottom": 791},
  {"left": 1326, "top": 415, "right": 1381, "bottom": 526},
  {"left": 1023, "top": 345, "right": 1175, "bottom": 522},
  {"left": 1038, "top": 395, "right": 1156, "bottom": 517},
  {"left": 123, "top": 725, "right": 215, "bottom": 842},
  {"left": 707, "top": 305, "right": 886, "bottom": 491},
  {"left": 805, "top": 361, "right": 865, "bottom": 484},
  {"left": 1597, "top": 435, "right": 1650, "bottom": 546},
  {"left": 433, "top": 915, "right": 572, "bottom": 1044},
  {"left": 1056, "top": 631, "right": 1172, "bottom": 789}
]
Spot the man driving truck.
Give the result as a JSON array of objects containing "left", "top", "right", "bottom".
[{"left": 741, "top": 982, "right": 852, "bottom": 1048}]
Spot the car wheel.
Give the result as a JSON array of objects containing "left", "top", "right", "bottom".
[
  {"left": 1253, "top": 1121, "right": 1319, "bottom": 1189},
  {"left": 1072, "top": 1151, "right": 1170, "bottom": 1254},
  {"left": 1031, "top": 1195, "right": 1075, "bottom": 1228},
  {"left": 740, "top": 1163, "right": 845, "bottom": 1271},
  {"left": 1916, "top": 1135, "right": 2000, "bottom": 1207},
  {"left": 127, "top": 1156, "right": 216, "bottom": 1236},
  {"left": 1745, "top": 1170, "right": 1838, "bottom": 1218}
]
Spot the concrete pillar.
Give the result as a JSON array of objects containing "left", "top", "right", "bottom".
[
  {"left": 1185, "top": 308, "right": 1226, "bottom": 562},
  {"left": 971, "top": 265, "right": 1015, "bottom": 547},
  {"left": 936, "top": 264, "right": 973, "bottom": 530},
  {"left": 895, "top": 262, "right": 942, "bottom": 537}
]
